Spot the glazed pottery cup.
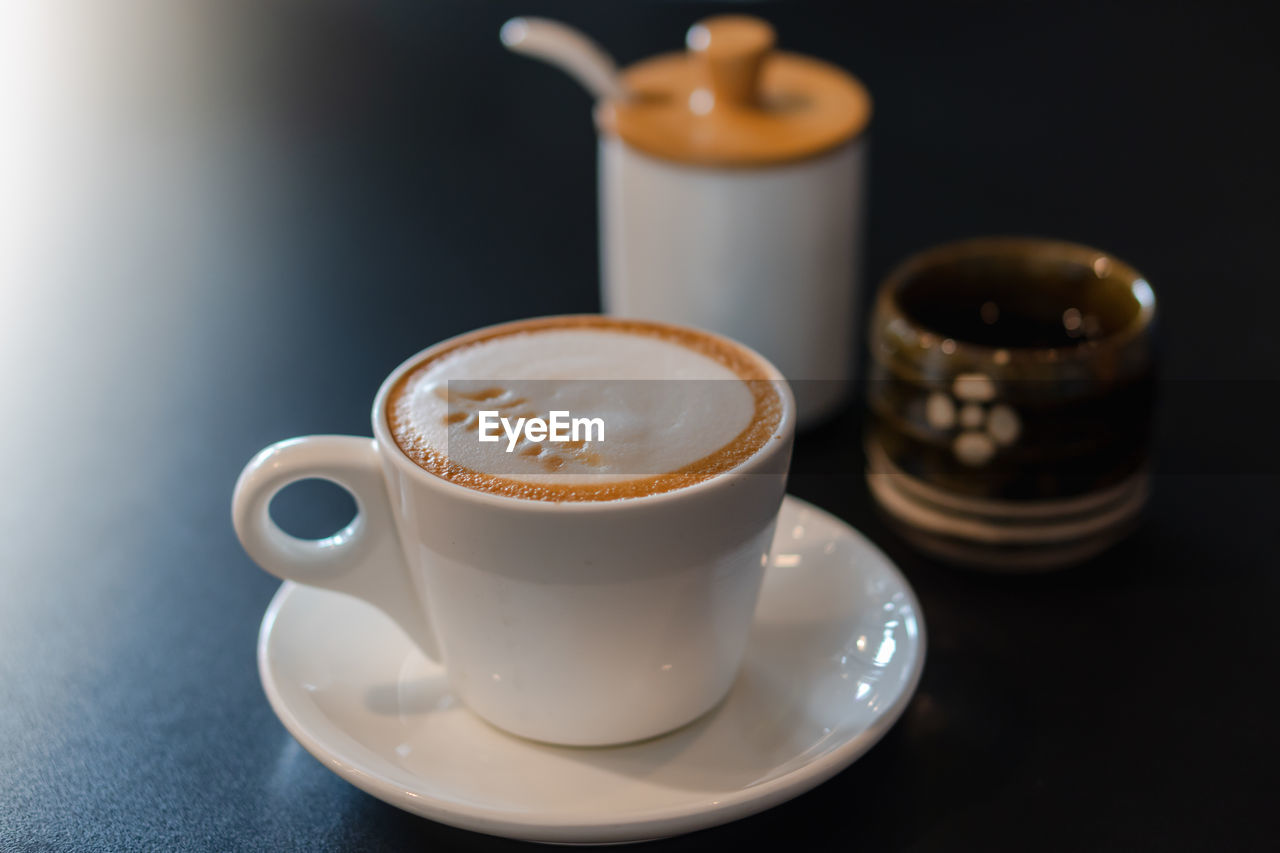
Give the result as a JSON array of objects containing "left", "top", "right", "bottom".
[{"left": 865, "top": 237, "right": 1157, "bottom": 570}]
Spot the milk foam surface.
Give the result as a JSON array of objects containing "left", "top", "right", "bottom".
[{"left": 392, "top": 328, "right": 756, "bottom": 486}]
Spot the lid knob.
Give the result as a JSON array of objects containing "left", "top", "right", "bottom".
[{"left": 686, "top": 15, "right": 776, "bottom": 111}]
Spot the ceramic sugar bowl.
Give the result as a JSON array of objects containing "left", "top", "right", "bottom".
[{"left": 504, "top": 15, "right": 872, "bottom": 428}]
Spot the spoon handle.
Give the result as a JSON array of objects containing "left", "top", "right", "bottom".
[{"left": 500, "top": 17, "right": 627, "bottom": 102}]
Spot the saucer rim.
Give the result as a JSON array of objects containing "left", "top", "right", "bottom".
[{"left": 256, "top": 495, "right": 927, "bottom": 843}]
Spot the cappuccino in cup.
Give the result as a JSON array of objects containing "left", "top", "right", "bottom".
[
  {"left": 386, "top": 316, "right": 786, "bottom": 501},
  {"left": 233, "top": 316, "right": 795, "bottom": 745}
]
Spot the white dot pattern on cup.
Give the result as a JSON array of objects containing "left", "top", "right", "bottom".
[
  {"left": 958, "top": 403, "right": 985, "bottom": 429},
  {"left": 921, "top": 373, "right": 1021, "bottom": 467},
  {"left": 986, "top": 404, "right": 1021, "bottom": 445},
  {"left": 953, "top": 373, "right": 996, "bottom": 403},
  {"left": 953, "top": 431, "right": 996, "bottom": 466},
  {"left": 925, "top": 392, "right": 956, "bottom": 430}
]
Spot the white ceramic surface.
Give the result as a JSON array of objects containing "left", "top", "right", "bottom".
[
  {"left": 232, "top": 318, "right": 796, "bottom": 746},
  {"left": 600, "top": 138, "right": 867, "bottom": 427},
  {"left": 258, "top": 496, "right": 926, "bottom": 844}
]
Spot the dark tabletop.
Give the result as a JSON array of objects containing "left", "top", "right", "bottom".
[{"left": 3, "top": 0, "right": 1278, "bottom": 850}]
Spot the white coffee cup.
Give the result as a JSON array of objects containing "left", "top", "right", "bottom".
[{"left": 232, "top": 318, "right": 796, "bottom": 746}]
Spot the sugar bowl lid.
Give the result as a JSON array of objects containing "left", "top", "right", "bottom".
[{"left": 596, "top": 15, "right": 872, "bottom": 167}]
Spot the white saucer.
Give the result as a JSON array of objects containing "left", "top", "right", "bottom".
[{"left": 257, "top": 495, "right": 926, "bottom": 844}]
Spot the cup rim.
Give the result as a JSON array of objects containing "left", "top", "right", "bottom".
[
  {"left": 876, "top": 236, "right": 1157, "bottom": 365},
  {"left": 369, "top": 314, "right": 796, "bottom": 513}
]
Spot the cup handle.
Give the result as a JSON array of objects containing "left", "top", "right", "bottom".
[{"left": 232, "top": 435, "right": 441, "bottom": 663}]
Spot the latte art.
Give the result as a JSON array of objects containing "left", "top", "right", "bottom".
[{"left": 386, "top": 317, "right": 786, "bottom": 501}]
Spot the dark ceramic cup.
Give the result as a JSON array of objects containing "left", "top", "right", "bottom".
[{"left": 865, "top": 237, "right": 1157, "bottom": 570}]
